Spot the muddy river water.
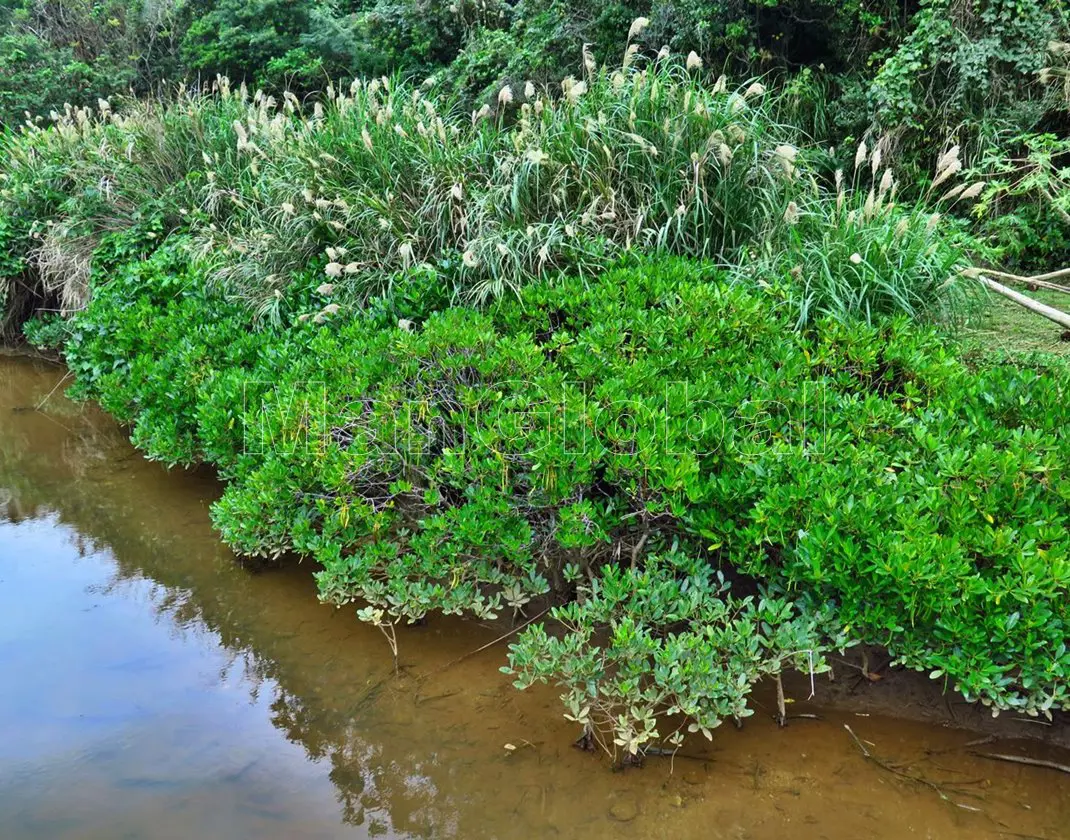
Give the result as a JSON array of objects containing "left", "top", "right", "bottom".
[{"left": 1, "top": 355, "right": 1068, "bottom": 839}]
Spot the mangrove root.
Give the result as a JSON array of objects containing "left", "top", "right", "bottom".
[
  {"left": 974, "top": 752, "right": 1070, "bottom": 776},
  {"left": 844, "top": 725, "right": 983, "bottom": 807}
]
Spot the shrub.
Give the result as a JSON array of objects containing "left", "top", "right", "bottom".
[
  {"left": 506, "top": 553, "right": 842, "bottom": 762},
  {"left": 0, "top": 0, "right": 184, "bottom": 127},
  {"left": 730, "top": 337, "right": 1070, "bottom": 716},
  {"left": 63, "top": 250, "right": 1070, "bottom": 740},
  {"left": 64, "top": 239, "right": 279, "bottom": 468},
  {"left": 868, "top": 0, "right": 1067, "bottom": 132},
  {"left": 964, "top": 43, "right": 1070, "bottom": 269},
  {"left": 20, "top": 311, "right": 69, "bottom": 351}
]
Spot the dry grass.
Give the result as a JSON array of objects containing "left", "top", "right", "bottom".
[{"left": 33, "top": 224, "right": 95, "bottom": 315}]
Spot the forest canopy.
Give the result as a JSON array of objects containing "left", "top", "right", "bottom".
[{"left": 2, "top": 1, "right": 1067, "bottom": 136}]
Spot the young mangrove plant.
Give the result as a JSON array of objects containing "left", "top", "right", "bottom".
[{"left": 505, "top": 552, "right": 845, "bottom": 764}]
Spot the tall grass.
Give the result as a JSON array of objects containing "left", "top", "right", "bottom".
[
  {"left": 0, "top": 38, "right": 984, "bottom": 329},
  {"left": 0, "top": 91, "right": 254, "bottom": 316},
  {"left": 753, "top": 139, "right": 979, "bottom": 327},
  {"left": 192, "top": 59, "right": 795, "bottom": 316}
]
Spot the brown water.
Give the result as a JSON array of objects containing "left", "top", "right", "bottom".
[{"left": 1, "top": 354, "right": 1068, "bottom": 840}]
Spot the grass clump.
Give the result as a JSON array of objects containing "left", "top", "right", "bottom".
[
  {"left": 192, "top": 59, "right": 793, "bottom": 314},
  {"left": 0, "top": 92, "right": 255, "bottom": 330},
  {"left": 757, "top": 140, "right": 980, "bottom": 327}
]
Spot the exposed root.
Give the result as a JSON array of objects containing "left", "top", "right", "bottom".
[
  {"left": 573, "top": 726, "right": 596, "bottom": 753},
  {"left": 844, "top": 724, "right": 986, "bottom": 808},
  {"left": 774, "top": 672, "right": 787, "bottom": 727},
  {"left": 974, "top": 752, "right": 1070, "bottom": 775}
]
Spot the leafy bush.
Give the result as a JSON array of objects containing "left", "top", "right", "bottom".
[
  {"left": 20, "top": 311, "right": 69, "bottom": 350},
  {"left": 0, "top": 0, "right": 184, "bottom": 126},
  {"left": 970, "top": 131, "right": 1070, "bottom": 268},
  {"left": 732, "top": 345, "right": 1070, "bottom": 716},
  {"left": 964, "top": 46, "right": 1070, "bottom": 268},
  {"left": 868, "top": 0, "right": 1067, "bottom": 132},
  {"left": 61, "top": 250, "right": 1070, "bottom": 744},
  {"left": 507, "top": 554, "right": 842, "bottom": 760}
]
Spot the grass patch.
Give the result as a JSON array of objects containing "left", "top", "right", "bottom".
[{"left": 966, "top": 288, "right": 1070, "bottom": 358}]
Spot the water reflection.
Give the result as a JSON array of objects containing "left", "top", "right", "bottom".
[{"left": 1, "top": 355, "right": 1068, "bottom": 840}]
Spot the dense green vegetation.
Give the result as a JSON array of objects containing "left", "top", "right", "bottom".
[
  {"left": 2, "top": 2, "right": 1069, "bottom": 762},
  {"left": 28, "top": 235, "right": 1070, "bottom": 756}
]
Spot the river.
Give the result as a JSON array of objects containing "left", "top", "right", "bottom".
[{"left": 1, "top": 354, "right": 1067, "bottom": 839}]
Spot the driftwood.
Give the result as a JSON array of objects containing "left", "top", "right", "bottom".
[
  {"left": 990, "top": 276, "right": 1070, "bottom": 296},
  {"left": 969, "top": 266, "right": 1070, "bottom": 296},
  {"left": 985, "top": 266, "right": 1070, "bottom": 285}
]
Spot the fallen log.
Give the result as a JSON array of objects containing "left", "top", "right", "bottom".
[
  {"left": 965, "top": 266, "right": 1070, "bottom": 296},
  {"left": 971, "top": 273, "right": 1070, "bottom": 331}
]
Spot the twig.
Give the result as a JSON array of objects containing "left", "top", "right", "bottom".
[
  {"left": 34, "top": 370, "right": 73, "bottom": 411},
  {"left": 831, "top": 652, "right": 881, "bottom": 681},
  {"left": 844, "top": 725, "right": 979, "bottom": 807},
  {"left": 643, "top": 747, "right": 711, "bottom": 763},
  {"left": 415, "top": 690, "right": 458, "bottom": 706},
  {"left": 629, "top": 531, "right": 649, "bottom": 571},
  {"left": 1014, "top": 278, "right": 1070, "bottom": 296},
  {"left": 844, "top": 723, "right": 873, "bottom": 758},
  {"left": 417, "top": 606, "right": 551, "bottom": 682},
  {"left": 974, "top": 752, "right": 1070, "bottom": 775},
  {"left": 926, "top": 735, "right": 997, "bottom": 759}
]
